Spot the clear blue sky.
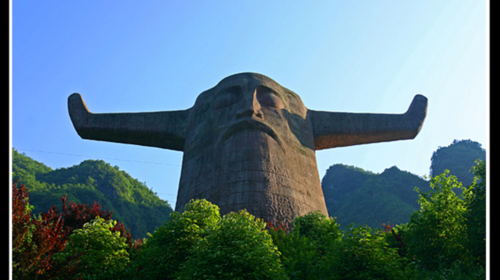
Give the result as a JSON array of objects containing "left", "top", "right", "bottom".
[{"left": 11, "top": 1, "right": 488, "bottom": 208}]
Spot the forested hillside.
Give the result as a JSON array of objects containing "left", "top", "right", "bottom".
[
  {"left": 430, "top": 139, "right": 486, "bottom": 186},
  {"left": 322, "top": 164, "right": 430, "bottom": 228},
  {"left": 12, "top": 149, "right": 173, "bottom": 239},
  {"left": 321, "top": 139, "right": 486, "bottom": 229}
]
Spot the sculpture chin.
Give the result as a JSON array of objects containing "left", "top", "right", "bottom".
[{"left": 216, "top": 118, "right": 285, "bottom": 153}]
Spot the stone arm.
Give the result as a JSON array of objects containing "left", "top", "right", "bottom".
[
  {"left": 309, "top": 94, "right": 427, "bottom": 150},
  {"left": 68, "top": 93, "right": 189, "bottom": 151}
]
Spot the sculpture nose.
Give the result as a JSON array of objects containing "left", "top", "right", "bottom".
[{"left": 236, "top": 90, "right": 264, "bottom": 120}]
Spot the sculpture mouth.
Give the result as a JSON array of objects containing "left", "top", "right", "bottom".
[{"left": 216, "top": 117, "right": 285, "bottom": 152}]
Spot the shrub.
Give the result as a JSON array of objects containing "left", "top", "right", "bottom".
[
  {"left": 132, "top": 199, "right": 221, "bottom": 279},
  {"left": 12, "top": 182, "right": 68, "bottom": 279},
  {"left": 53, "top": 216, "right": 130, "bottom": 280},
  {"left": 292, "top": 211, "right": 342, "bottom": 253},
  {"left": 271, "top": 211, "right": 342, "bottom": 280},
  {"left": 405, "top": 170, "right": 469, "bottom": 271},
  {"left": 12, "top": 181, "right": 136, "bottom": 279},
  {"left": 463, "top": 160, "right": 486, "bottom": 268},
  {"left": 269, "top": 226, "right": 320, "bottom": 280},
  {"left": 320, "top": 224, "right": 409, "bottom": 280},
  {"left": 178, "top": 209, "right": 287, "bottom": 280}
]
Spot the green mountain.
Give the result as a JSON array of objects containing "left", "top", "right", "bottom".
[
  {"left": 12, "top": 148, "right": 173, "bottom": 239},
  {"left": 430, "top": 139, "right": 486, "bottom": 186},
  {"left": 321, "top": 139, "right": 486, "bottom": 229},
  {"left": 322, "top": 164, "right": 430, "bottom": 229}
]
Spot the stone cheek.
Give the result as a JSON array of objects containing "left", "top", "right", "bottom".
[{"left": 176, "top": 129, "right": 328, "bottom": 225}]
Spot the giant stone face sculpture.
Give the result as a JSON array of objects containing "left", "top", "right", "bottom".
[{"left": 68, "top": 72, "right": 427, "bottom": 224}]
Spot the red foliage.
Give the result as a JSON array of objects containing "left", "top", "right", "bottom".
[
  {"left": 58, "top": 195, "right": 113, "bottom": 234},
  {"left": 33, "top": 206, "right": 70, "bottom": 275},
  {"left": 266, "top": 220, "right": 288, "bottom": 233},
  {"left": 111, "top": 217, "right": 134, "bottom": 248},
  {"left": 382, "top": 221, "right": 407, "bottom": 258},
  {"left": 382, "top": 221, "right": 394, "bottom": 233},
  {"left": 56, "top": 195, "right": 137, "bottom": 248},
  {"left": 12, "top": 182, "right": 35, "bottom": 275},
  {"left": 12, "top": 181, "right": 138, "bottom": 278},
  {"left": 12, "top": 182, "right": 70, "bottom": 278},
  {"left": 12, "top": 182, "right": 32, "bottom": 250}
]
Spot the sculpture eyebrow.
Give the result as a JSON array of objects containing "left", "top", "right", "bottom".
[
  {"left": 214, "top": 79, "right": 245, "bottom": 96},
  {"left": 284, "top": 89, "right": 298, "bottom": 99},
  {"left": 256, "top": 82, "right": 283, "bottom": 98},
  {"left": 258, "top": 85, "right": 279, "bottom": 95},
  {"left": 215, "top": 85, "right": 241, "bottom": 96}
]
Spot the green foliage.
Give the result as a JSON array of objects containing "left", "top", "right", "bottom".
[
  {"left": 12, "top": 148, "right": 53, "bottom": 185},
  {"left": 323, "top": 140, "right": 485, "bottom": 229},
  {"left": 12, "top": 148, "right": 173, "bottom": 239},
  {"left": 269, "top": 228, "right": 319, "bottom": 280},
  {"left": 430, "top": 139, "right": 486, "bottom": 186},
  {"left": 133, "top": 199, "right": 221, "bottom": 279},
  {"left": 292, "top": 211, "right": 342, "bottom": 254},
  {"left": 134, "top": 200, "right": 287, "bottom": 280},
  {"left": 292, "top": 211, "right": 339, "bottom": 238},
  {"left": 406, "top": 170, "right": 469, "bottom": 271},
  {"left": 53, "top": 216, "right": 130, "bottom": 280},
  {"left": 182, "top": 197, "right": 222, "bottom": 229},
  {"left": 270, "top": 211, "right": 342, "bottom": 280},
  {"left": 463, "top": 160, "right": 486, "bottom": 268},
  {"left": 383, "top": 223, "right": 410, "bottom": 259},
  {"left": 410, "top": 261, "right": 486, "bottom": 280},
  {"left": 271, "top": 212, "right": 409, "bottom": 280},
  {"left": 320, "top": 224, "right": 409, "bottom": 280},
  {"left": 323, "top": 164, "right": 430, "bottom": 228},
  {"left": 322, "top": 164, "right": 377, "bottom": 213},
  {"left": 178, "top": 209, "right": 287, "bottom": 280}
]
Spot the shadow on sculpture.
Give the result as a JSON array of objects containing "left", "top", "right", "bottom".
[{"left": 68, "top": 72, "right": 427, "bottom": 225}]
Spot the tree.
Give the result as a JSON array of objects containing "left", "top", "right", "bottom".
[
  {"left": 178, "top": 209, "right": 288, "bottom": 280},
  {"left": 12, "top": 182, "right": 68, "bottom": 279},
  {"left": 430, "top": 139, "right": 486, "bottom": 186},
  {"left": 405, "top": 170, "right": 468, "bottom": 271},
  {"left": 322, "top": 164, "right": 430, "bottom": 229},
  {"left": 269, "top": 228, "right": 319, "bottom": 280},
  {"left": 12, "top": 181, "right": 136, "bottom": 279},
  {"left": 12, "top": 149, "right": 173, "bottom": 240},
  {"left": 269, "top": 211, "right": 342, "bottom": 280},
  {"left": 463, "top": 160, "right": 486, "bottom": 268},
  {"left": 291, "top": 211, "right": 342, "bottom": 256},
  {"left": 132, "top": 199, "right": 221, "bottom": 279},
  {"left": 319, "top": 224, "right": 408, "bottom": 280},
  {"left": 53, "top": 217, "right": 130, "bottom": 280}
]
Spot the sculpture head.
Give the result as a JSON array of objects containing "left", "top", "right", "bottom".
[
  {"left": 185, "top": 72, "right": 313, "bottom": 155},
  {"left": 177, "top": 73, "right": 323, "bottom": 223},
  {"left": 68, "top": 72, "right": 427, "bottom": 224}
]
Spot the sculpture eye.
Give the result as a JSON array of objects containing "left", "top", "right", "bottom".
[
  {"left": 214, "top": 86, "right": 240, "bottom": 109},
  {"left": 257, "top": 86, "right": 285, "bottom": 109}
]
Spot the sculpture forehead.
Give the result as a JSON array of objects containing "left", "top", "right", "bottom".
[
  {"left": 195, "top": 72, "right": 307, "bottom": 116},
  {"left": 216, "top": 72, "right": 281, "bottom": 89}
]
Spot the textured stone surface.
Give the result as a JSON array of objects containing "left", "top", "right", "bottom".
[{"left": 68, "top": 72, "right": 427, "bottom": 224}]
